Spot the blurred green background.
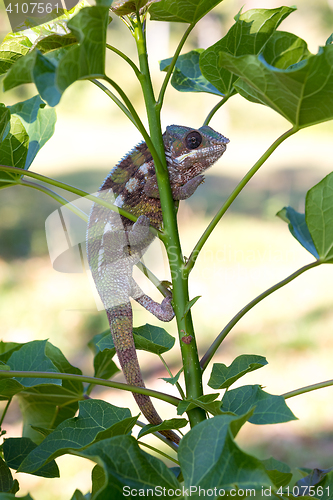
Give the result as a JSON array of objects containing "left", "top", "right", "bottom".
[{"left": 1, "top": 0, "right": 333, "bottom": 498}]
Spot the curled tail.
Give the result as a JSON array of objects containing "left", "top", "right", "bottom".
[{"left": 107, "top": 304, "right": 180, "bottom": 445}]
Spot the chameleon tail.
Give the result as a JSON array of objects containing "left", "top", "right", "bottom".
[{"left": 106, "top": 305, "right": 180, "bottom": 445}]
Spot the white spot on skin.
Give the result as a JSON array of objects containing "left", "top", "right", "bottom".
[
  {"left": 115, "top": 195, "right": 124, "bottom": 208},
  {"left": 125, "top": 177, "right": 139, "bottom": 193},
  {"left": 103, "top": 222, "right": 112, "bottom": 235},
  {"left": 174, "top": 150, "right": 199, "bottom": 165},
  {"left": 98, "top": 248, "right": 104, "bottom": 273},
  {"left": 138, "top": 162, "right": 149, "bottom": 175}
]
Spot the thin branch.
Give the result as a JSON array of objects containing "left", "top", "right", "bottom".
[
  {"left": 0, "top": 398, "right": 12, "bottom": 428},
  {"left": 139, "top": 440, "right": 180, "bottom": 462},
  {"left": 91, "top": 79, "right": 138, "bottom": 129},
  {"left": 106, "top": 43, "right": 141, "bottom": 78},
  {"left": 19, "top": 179, "right": 88, "bottom": 221},
  {"left": 282, "top": 379, "right": 333, "bottom": 399},
  {"left": 184, "top": 126, "right": 298, "bottom": 276},
  {"left": 0, "top": 165, "right": 160, "bottom": 236},
  {"left": 203, "top": 94, "right": 230, "bottom": 126},
  {"left": 200, "top": 260, "right": 322, "bottom": 371},
  {"left": 0, "top": 370, "right": 181, "bottom": 406},
  {"left": 157, "top": 23, "right": 195, "bottom": 110}
]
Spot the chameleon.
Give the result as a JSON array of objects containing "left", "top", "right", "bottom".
[{"left": 86, "top": 125, "right": 229, "bottom": 444}]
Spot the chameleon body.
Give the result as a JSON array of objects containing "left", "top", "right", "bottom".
[{"left": 87, "top": 125, "right": 229, "bottom": 444}]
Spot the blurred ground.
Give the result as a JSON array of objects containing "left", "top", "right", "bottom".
[{"left": 1, "top": 0, "right": 333, "bottom": 498}]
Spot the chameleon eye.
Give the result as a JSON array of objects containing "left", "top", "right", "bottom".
[{"left": 185, "top": 131, "right": 202, "bottom": 149}]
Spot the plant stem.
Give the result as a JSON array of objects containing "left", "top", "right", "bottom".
[
  {"left": 0, "top": 371, "right": 181, "bottom": 406},
  {"left": 184, "top": 126, "right": 298, "bottom": 276},
  {"left": 134, "top": 17, "right": 206, "bottom": 427},
  {"left": 91, "top": 79, "right": 138, "bottom": 128},
  {"left": 157, "top": 23, "right": 195, "bottom": 111},
  {"left": 282, "top": 379, "right": 333, "bottom": 399},
  {"left": 139, "top": 441, "right": 179, "bottom": 464},
  {"left": 105, "top": 43, "right": 141, "bottom": 78},
  {"left": 159, "top": 355, "right": 186, "bottom": 399},
  {"left": 0, "top": 398, "right": 12, "bottom": 428},
  {"left": 0, "top": 165, "right": 160, "bottom": 234},
  {"left": 203, "top": 94, "right": 230, "bottom": 126},
  {"left": 18, "top": 179, "right": 88, "bottom": 221},
  {"left": 200, "top": 260, "right": 321, "bottom": 371}
]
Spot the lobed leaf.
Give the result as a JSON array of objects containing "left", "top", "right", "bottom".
[
  {"left": 208, "top": 354, "right": 268, "bottom": 390},
  {"left": 221, "top": 385, "right": 297, "bottom": 425},
  {"left": 80, "top": 435, "right": 180, "bottom": 499},
  {"left": 177, "top": 393, "right": 222, "bottom": 416},
  {"left": 0, "top": 457, "right": 15, "bottom": 493},
  {"left": 178, "top": 412, "right": 272, "bottom": 491},
  {"left": 0, "top": 105, "right": 11, "bottom": 143},
  {"left": 97, "top": 323, "right": 175, "bottom": 355},
  {"left": 3, "top": 5, "right": 109, "bottom": 107},
  {"left": 219, "top": 42, "right": 333, "bottom": 128},
  {"left": 150, "top": 0, "right": 224, "bottom": 24},
  {"left": 18, "top": 399, "right": 136, "bottom": 474},
  {"left": 200, "top": 6, "right": 295, "bottom": 96},
  {"left": 3, "top": 437, "right": 59, "bottom": 478}
]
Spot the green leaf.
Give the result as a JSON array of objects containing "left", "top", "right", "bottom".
[
  {"left": 150, "top": 0, "right": 224, "bottom": 24},
  {"left": 296, "top": 468, "right": 333, "bottom": 496},
  {"left": 111, "top": 0, "right": 152, "bottom": 15},
  {"left": 8, "top": 95, "right": 56, "bottom": 168},
  {"left": 0, "top": 115, "right": 29, "bottom": 174},
  {"left": 97, "top": 324, "right": 175, "bottom": 355},
  {"left": 91, "top": 465, "right": 106, "bottom": 497},
  {"left": 69, "top": 491, "right": 86, "bottom": 500},
  {"left": 277, "top": 207, "right": 319, "bottom": 259},
  {"left": 3, "top": 6, "right": 109, "bottom": 107},
  {"left": 161, "top": 367, "right": 183, "bottom": 385},
  {"left": 261, "top": 457, "right": 292, "bottom": 488},
  {"left": 221, "top": 385, "right": 297, "bottom": 424},
  {"left": 160, "top": 50, "right": 223, "bottom": 95},
  {"left": 208, "top": 354, "right": 268, "bottom": 390},
  {"left": 93, "top": 350, "right": 119, "bottom": 380},
  {"left": 177, "top": 393, "right": 223, "bottom": 416},
  {"left": 181, "top": 295, "right": 201, "bottom": 319},
  {"left": 0, "top": 35, "right": 32, "bottom": 76},
  {"left": 35, "top": 33, "right": 78, "bottom": 54},
  {"left": 0, "top": 457, "right": 14, "bottom": 493},
  {"left": 200, "top": 6, "right": 295, "bottom": 96},
  {"left": 6, "top": 340, "right": 61, "bottom": 387},
  {"left": 138, "top": 418, "right": 187, "bottom": 439},
  {"left": 3, "top": 437, "right": 59, "bottom": 478},
  {"left": 79, "top": 435, "right": 180, "bottom": 498},
  {"left": 220, "top": 41, "right": 333, "bottom": 129},
  {"left": 18, "top": 400, "right": 136, "bottom": 474},
  {"left": 178, "top": 413, "right": 272, "bottom": 491},
  {"left": 261, "top": 31, "right": 310, "bottom": 70},
  {"left": 0, "top": 342, "right": 23, "bottom": 362},
  {"left": 0, "top": 105, "right": 11, "bottom": 143},
  {"left": 306, "top": 172, "right": 333, "bottom": 262}
]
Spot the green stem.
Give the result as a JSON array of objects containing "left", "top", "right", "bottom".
[
  {"left": 200, "top": 260, "right": 321, "bottom": 371},
  {"left": 139, "top": 441, "right": 179, "bottom": 464},
  {"left": 0, "top": 398, "right": 12, "bottom": 428},
  {"left": 0, "top": 371, "right": 181, "bottom": 406},
  {"left": 135, "top": 16, "right": 206, "bottom": 428},
  {"left": 157, "top": 23, "right": 195, "bottom": 111},
  {"left": 184, "top": 126, "right": 298, "bottom": 276},
  {"left": 136, "top": 261, "right": 172, "bottom": 297},
  {"left": 282, "top": 378, "right": 333, "bottom": 399},
  {"left": 0, "top": 165, "right": 160, "bottom": 234},
  {"left": 103, "top": 75, "right": 159, "bottom": 159},
  {"left": 105, "top": 43, "right": 141, "bottom": 78},
  {"left": 91, "top": 79, "right": 138, "bottom": 128},
  {"left": 18, "top": 179, "right": 88, "bottom": 221},
  {"left": 159, "top": 355, "right": 186, "bottom": 400},
  {"left": 203, "top": 94, "right": 230, "bottom": 126}
]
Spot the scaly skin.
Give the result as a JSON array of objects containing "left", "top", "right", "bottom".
[{"left": 87, "top": 125, "right": 229, "bottom": 444}]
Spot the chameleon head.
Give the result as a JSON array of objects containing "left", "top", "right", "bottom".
[{"left": 165, "top": 125, "right": 229, "bottom": 183}]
